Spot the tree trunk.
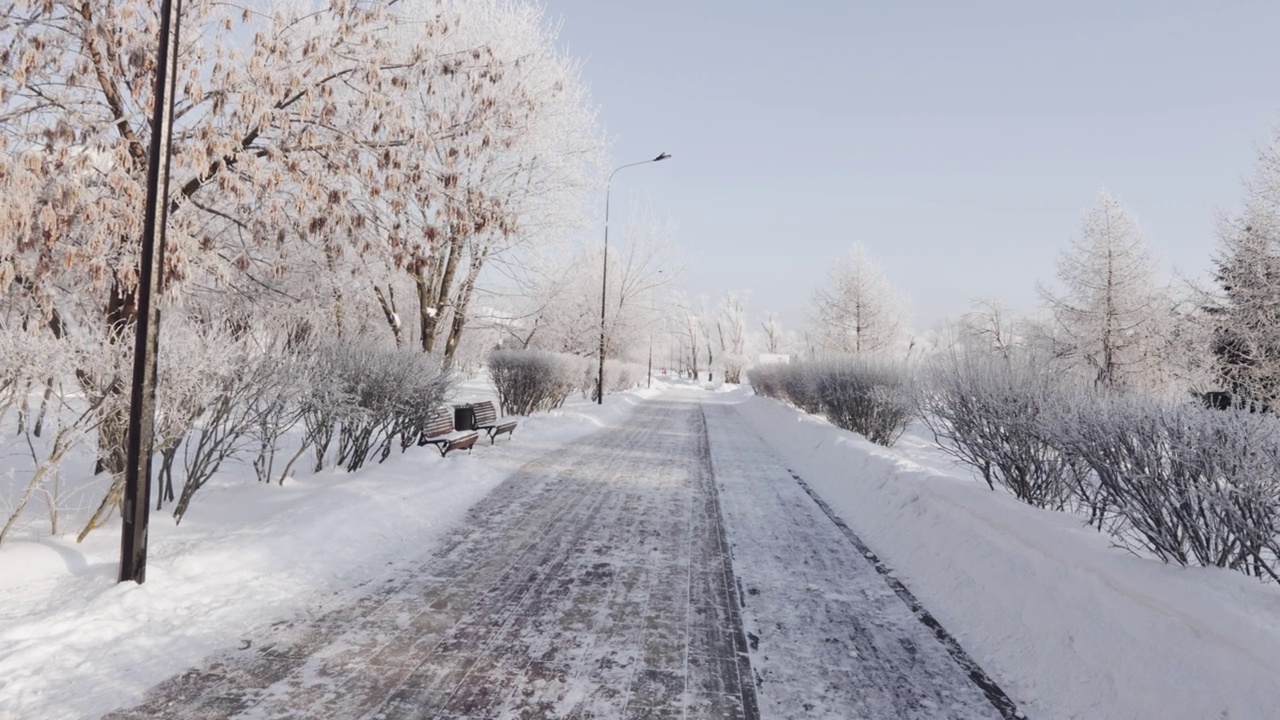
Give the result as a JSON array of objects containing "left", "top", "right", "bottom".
[
  {"left": 373, "top": 284, "right": 403, "bottom": 347},
  {"left": 420, "top": 230, "right": 466, "bottom": 354},
  {"left": 33, "top": 378, "right": 54, "bottom": 437},
  {"left": 325, "top": 246, "right": 345, "bottom": 340},
  {"left": 91, "top": 273, "right": 137, "bottom": 476},
  {"left": 77, "top": 273, "right": 138, "bottom": 540},
  {"left": 443, "top": 248, "right": 491, "bottom": 367},
  {"left": 705, "top": 340, "right": 714, "bottom": 382},
  {"left": 0, "top": 430, "right": 72, "bottom": 549},
  {"left": 415, "top": 267, "right": 435, "bottom": 353}
]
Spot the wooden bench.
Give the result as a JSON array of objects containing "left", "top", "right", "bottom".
[
  {"left": 469, "top": 400, "right": 518, "bottom": 444},
  {"left": 418, "top": 406, "right": 478, "bottom": 457}
]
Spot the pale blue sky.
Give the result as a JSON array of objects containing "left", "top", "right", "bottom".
[{"left": 540, "top": 0, "right": 1280, "bottom": 334}]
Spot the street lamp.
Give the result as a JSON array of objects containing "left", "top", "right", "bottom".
[
  {"left": 645, "top": 270, "right": 664, "bottom": 390},
  {"left": 647, "top": 334, "right": 653, "bottom": 389},
  {"left": 120, "top": 0, "right": 182, "bottom": 585},
  {"left": 597, "top": 152, "right": 670, "bottom": 404}
]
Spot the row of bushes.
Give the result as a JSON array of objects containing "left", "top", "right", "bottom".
[
  {"left": 4, "top": 340, "right": 653, "bottom": 545},
  {"left": 487, "top": 349, "right": 645, "bottom": 415},
  {"left": 748, "top": 355, "right": 1280, "bottom": 582},
  {"left": 1, "top": 338, "right": 457, "bottom": 544},
  {"left": 165, "top": 346, "right": 646, "bottom": 521},
  {"left": 748, "top": 358, "right": 914, "bottom": 446},
  {"left": 157, "top": 343, "right": 455, "bottom": 522}
]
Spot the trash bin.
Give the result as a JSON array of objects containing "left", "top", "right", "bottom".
[{"left": 453, "top": 404, "right": 476, "bottom": 431}]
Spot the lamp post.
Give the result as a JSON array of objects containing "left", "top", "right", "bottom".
[
  {"left": 647, "top": 335, "right": 653, "bottom": 389},
  {"left": 645, "top": 271, "right": 664, "bottom": 390},
  {"left": 120, "top": 0, "right": 182, "bottom": 585},
  {"left": 598, "top": 152, "right": 670, "bottom": 404}
]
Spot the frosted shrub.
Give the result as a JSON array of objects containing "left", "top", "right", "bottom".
[
  {"left": 607, "top": 362, "right": 633, "bottom": 393},
  {"left": 335, "top": 346, "right": 450, "bottom": 471},
  {"left": 0, "top": 322, "right": 66, "bottom": 433},
  {"left": 394, "top": 353, "right": 456, "bottom": 450},
  {"left": 489, "top": 349, "right": 584, "bottom": 415},
  {"left": 605, "top": 360, "right": 648, "bottom": 393},
  {"left": 747, "top": 363, "right": 822, "bottom": 414},
  {"left": 750, "top": 359, "right": 912, "bottom": 447},
  {"left": 580, "top": 358, "right": 642, "bottom": 399},
  {"left": 810, "top": 358, "right": 914, "bottom": 447},
  {"left": 301, "top": 344, "right": 451, "bottom": 475},
  {"left": 1043, "top": 394, "right": 1280, "bottom": 581},
  {"left": 0, "top": 326, "right": 107, "bottom": 548},
  {"left": 918, "top": 352, "right": 1082, "bottom": 511},
  {"left": 246, "top": 355, "right": 312, "bottom": 485},
  {"left": 746, "top": 363, "right": 782, "bottom": 400},
  {"left": 779, "top": 364, "right": 824, "bottom": 414},
  {"left": 172, "top": 356, "right": 274, "bottom": 523},
  {"left": 721, "top": 353, "right": 747, "bottom": 384}
]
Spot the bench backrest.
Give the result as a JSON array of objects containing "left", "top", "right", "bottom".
[
  {"left": 473, "top": 400, "right": 498, "bottom": 425},
  {"left": 424, "top": 407, "right": 455, "bottom": 438}
]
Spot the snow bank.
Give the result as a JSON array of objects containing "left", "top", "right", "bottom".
[{"left": 730, "top": 393, "right": 1280, "bottom": 720}]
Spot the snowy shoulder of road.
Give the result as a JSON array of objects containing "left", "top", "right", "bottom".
[
  {"left": 0, "top": 380, "right": 658, "bottom": 720},
  {"left": 728, "top": 390, "right": 1280, "bottom": 720}
]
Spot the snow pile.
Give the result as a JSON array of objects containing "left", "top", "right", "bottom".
[{"left": 730, "top": 392, "right": 1280, "bottom": 720}]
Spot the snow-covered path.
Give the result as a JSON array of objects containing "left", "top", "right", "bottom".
[
  {"left": 703, "top": 400, "right": 1014, "bottom": 720},
  {"left": 104, "top": 394, "right": 1010, "bottom": 719}
]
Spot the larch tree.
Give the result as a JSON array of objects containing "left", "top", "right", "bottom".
[
  {"left": 1039, "top": 189, "right": 1170, "bottom": 391},
  {"left": 1208, "top": 132, "right": 1280, "bottom": 408},
  {"left": 809, "top": 243, "right": 909, "bottom": 356}
]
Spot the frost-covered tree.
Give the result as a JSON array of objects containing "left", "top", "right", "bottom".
[
  {"left": 809, "top": 244, "right": 909, "bottom": 356},
  {"left": 1, "top": 1, "right": 453, "bottom": 476},
  {"left": 715, "top": 291, "right": 749, "bottom": 383},
  {"left": 760, "top": 311, "right": 786, "bottom": 354},
  {"left": 0, "top": 0, "right": 603, "bottom": 534},
  {"left": 671, "top": 291, "right": 704, "bottom": 379},
  {"left": 695, "top": 295, "right": 716, "bottom": 381},
  {"left": 1208, "top": 132, "right": 1280, "bottom": 409},
  {"left": 1039, "top": 190, "right": 1170, "bottom": 391},
  {"left": 517, "top": 250, "right": 606, "bottom": 355},
  {"left": 956, "top": 298, "right": 1020, "bottom": 356},
  {"left": 382, "top": 1, "right": 605, "bottom": 365},
  {"left": 500, "top": 205, "right": 674, "bottom": 362}
]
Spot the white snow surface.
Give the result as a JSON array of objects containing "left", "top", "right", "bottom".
[
  {"left": 0, "top": 380, "right": 658, "bottom": 720},
  {"left": 3, "top": 380, "right": 1280, "bottom": 720},
  {"left": 731, "top": 391, "right": 1280, "bottom": 720}
]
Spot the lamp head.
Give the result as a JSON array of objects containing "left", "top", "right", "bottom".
[{"left": 654, "top": 152, "right": 671, "bottom": 162}]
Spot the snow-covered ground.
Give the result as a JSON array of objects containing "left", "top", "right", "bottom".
[
  {"left": 728, "top": 390, "right": 1280, "bottom": 720},
  {"left": 4, "top": 380, "right": 1280, "bottom": 720},
  {"left": 0, "top": 379, "right": 658, "bottom": 720}
]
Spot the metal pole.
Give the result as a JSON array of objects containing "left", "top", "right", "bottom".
[
  {"left": 120, "top": 0, "right": 182, "bottom": 585},
  {"left": 597, "top": 180, "right": 612, "bottom": 404},
  {"left": 647, "top": 335, "right": 653, "bottom": 388},
  {"left": 598, "top": 153, "right": 670, "bottom": 405}
]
